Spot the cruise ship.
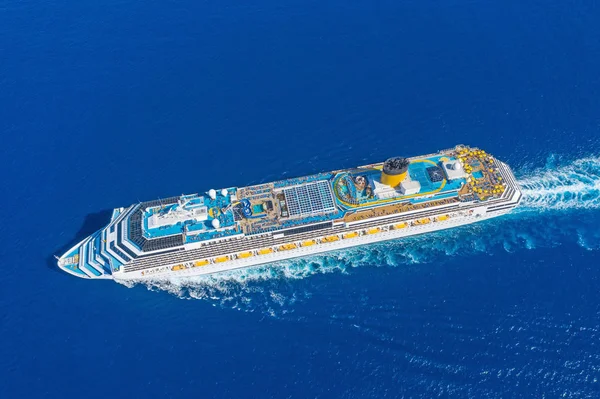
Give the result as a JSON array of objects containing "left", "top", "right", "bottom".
[{"left": 57, "top": 145, "right": 522, "bottom": 280}]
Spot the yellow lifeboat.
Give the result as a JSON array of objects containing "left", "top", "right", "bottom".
[
  {"left": 171, "top": 264, "right": 186, "bottom": 271},
  {"left": 414, "top": 218, "right": 431, "bottom": 225},
  {"left": 214, "top": 256, "right": 229, "bottom": 263},
  {"left": 322, "top": 235, "right": 339, "bottom": 243},
  {"left": 393, "top": 222, "right": 408, "bottom": 229},
  {"left": 301, "top": 240, "right": 316, "bottom": 247},
  {"left": 193, "top": 259, "right": 209, "bottom": 267},
  {"left": 436, "top": 215, "right": 450, "bottom": 222},
  {"left": 366, "top": 228, "right": 380, "bottom": 235},
  {"left": 279, "top": 243, "right": 297, "bottom": 251},
  {"left": 237, "top": 251, "right": 253, "bottom": 259},
  {"left": 258, "top": 248, "right": 274, "bottom": 255},
  {"left": 342, "top": 232, "right": 358, "bottom": 239}
]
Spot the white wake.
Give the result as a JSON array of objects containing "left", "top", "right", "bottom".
[{"left": 518, "top": 157, "right": 600, "bottom": 210}]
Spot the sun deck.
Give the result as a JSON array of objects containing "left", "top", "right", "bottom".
[{"left": 142, "top": 191, "right": 237, "bottom": 239}]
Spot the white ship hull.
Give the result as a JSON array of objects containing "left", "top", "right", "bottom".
[{"left": 114, "top": 205, "right": 512, "bottom": 281}]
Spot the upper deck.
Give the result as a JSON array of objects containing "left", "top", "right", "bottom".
[{"left": 133, "top": 145, "right": 508, "bottom": 245}]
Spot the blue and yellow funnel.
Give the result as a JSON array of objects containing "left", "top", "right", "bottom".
[{"left": 381, "top": 157, "right": 409, "bottom": 187}]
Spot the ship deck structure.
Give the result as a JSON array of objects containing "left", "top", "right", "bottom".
[{"left": 57, "top": 145, "right": 522, "bottom": 280}]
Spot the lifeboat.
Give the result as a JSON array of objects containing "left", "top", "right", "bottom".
[
  {"left": 214, "top": 256, "right": 229, "bottom": 263},
  {"left": 237, "top": 251, "right": 253, "bottom": 259},
  {"left": 258, "top": 248, "right": 274, "bottom": 255},
  {"left": 171, "top": 264, "right": 186, "bottom": 271},
  {"left": 414, "top": 218, "right": 431, "bottom": 225},
  {"left": 193, "top": 259, "right": 209, "bottom": 267},
  {"left": 342, "top": 232, "right": 358, "bottom": 239},
  {"left": 436, "top": 215, "right": 449, "bottom": 222},
  {"left": 322, "top": 235, "right": 340, "bottom": 243},
  {"left": 279, "top": 243, "right": 297, "bottom": 251},
  {"left": 393, "top": 222, "right": 408, "bottom": 229},
  {"left": 366, "top": 228, "right": 380, "bottom": 235},
  {"left": 301, "top": 240, "right": 316, "bottom": 247}
]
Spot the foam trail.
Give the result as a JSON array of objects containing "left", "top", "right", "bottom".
[
  {"left": 118, "top": 156, "right": 600, "bottom": 310},
  {"left": 518, "top": 157, "right": 600, "bottom": 211}
]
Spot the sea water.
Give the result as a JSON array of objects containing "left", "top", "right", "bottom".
[{"left": 1, "top": 0, "right": 599, "bottom": 397}]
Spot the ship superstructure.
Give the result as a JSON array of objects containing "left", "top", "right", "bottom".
[{"left": 57, "top": 145, "right": 522, "bottom": 280}]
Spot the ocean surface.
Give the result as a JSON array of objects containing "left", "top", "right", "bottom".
[{"left": 1, "top": 0, "right": 600, "bottom": 397}]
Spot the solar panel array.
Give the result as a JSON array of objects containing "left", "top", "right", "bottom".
[{"left": 283, "top": 181, "right": 336, "bottom": 217}]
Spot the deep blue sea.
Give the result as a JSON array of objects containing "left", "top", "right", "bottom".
[{"left": 1, "top": 0, "right": 600, "bottom": 397}]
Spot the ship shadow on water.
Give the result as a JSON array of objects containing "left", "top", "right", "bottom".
[{"left": 45, "top": 209, "right": 113, "bottom": 274}]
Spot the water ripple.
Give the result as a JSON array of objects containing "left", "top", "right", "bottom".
[{"left": 518, "top": 156, "right": 600, "bottom": 211}]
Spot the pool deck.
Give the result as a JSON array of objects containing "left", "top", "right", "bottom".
[{"left": 332, "top": 154, "right": 466, "bottom": 210}]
